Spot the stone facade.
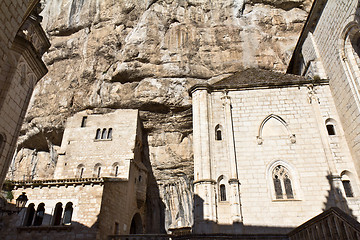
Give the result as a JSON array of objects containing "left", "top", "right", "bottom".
[
  {"left": 0, "top": 109, "right": 148, "bottom": 240},
  {"left": 190, "top": 69, "right": 360, "bottom": 234},
  {"left": 289, "top": 0, "right": 360, "bottom": 182},
  {"left": 0, "top": 0, "right": 50, "bottom": 187}
]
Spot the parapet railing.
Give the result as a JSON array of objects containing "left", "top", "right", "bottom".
[{"left": 288, "top": 207, "right": 360, "bottom": 240}]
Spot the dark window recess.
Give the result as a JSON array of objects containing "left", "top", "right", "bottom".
[
  {"left": 97, "top": 167, "right": 101, "bottom": 177},
  {"left": 63, "top": 202, "right": 73, "bottom": 225},
  {"left": 273, "top": 176, "right": 283, "bottom": 199},
  {"left": 216, "top": 129, "right": 222, "bottom": 140},
  {"left": 107, "top": 128, "right": 113, "bottom": 139},
  {"left": 342, "top": 180, "right": 354, "bottom": 197},
  {"left": 220, "top": 184, "right": 226, "bottom": 201},
  {"left": 115, "top": 166, "right": 119, "bottom": 177},
  {"left": 95, "top": 129, "right": 101, "bottom": 139},
  {"left": 24, "top": 203, "right": 35, "bottom": 226},
  {"left": 33, "top": 203, "right": 45, "bottom": 226},
  {"left": 101, "top": 128, "right": 107, "bottom": 139},
  {"left": 284, "top": 177, "right": 294, "bottom": 199},
  {"left": 326, "top": 124, "right": 336, "bottom": 135},
  {"left": 81, "top": 116, "right": 87, "bottom": 127},
  {"left": 80, "top": 168, "right": 84, "bottom": 178},
  {"left": 53, "top": 203, "right": 63, "bottom": 226}
]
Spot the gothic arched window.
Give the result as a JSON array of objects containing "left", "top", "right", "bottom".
[
  {"left": 53, "top": 203, "right": 63, "bottom": 226},
  {"left": 341, "top": 172, "right": 354, "bottom": 197},
  {"left": 77, "top": 164, "right": 85, "bottom": 178},
  {"left": 94, "top": 163, "right": 101, "bottom": 178},
  {"left": 24, "top": 203, "right": 35, "bottom": 226},
  {"left": 272, "top": 165, "right": 294, "bottom": 199},
  {"left": 33, "top": 203, "right": 45, "bottom": 226},
  {"left": 63, "top": 202, "right": 73, "bottom": 225}
]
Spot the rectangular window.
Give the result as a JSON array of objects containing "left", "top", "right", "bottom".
[{"left": 81, "top": 116, "right": 87, "bottom": 127}]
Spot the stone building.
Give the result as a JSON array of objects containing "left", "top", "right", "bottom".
[
  {"left": 0, "top": 0, "right": 50, "bottom": 187},
  {"left": 0, "top": 109, "right": 148, "bottom": 240},
  {"left": 189, "top": 68, "right": 360, "bottom": 234},
  {"left": 288, "top": 0, "right": 360, "bottom": 183}
]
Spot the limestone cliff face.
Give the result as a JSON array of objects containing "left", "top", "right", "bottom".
[{"left": 9, "top": 0, "right": 313, "bottom": 231}]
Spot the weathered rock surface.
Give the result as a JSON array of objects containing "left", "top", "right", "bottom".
[{"left": 8, "top": 0, "right": 313, "bottom": 231}]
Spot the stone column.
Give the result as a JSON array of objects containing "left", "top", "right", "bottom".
[
  {"left": 191, "top": 86, "right": 217, "bottom": 232},
  {"left": 221, "top": 92, "right": 242, "bottom": 224}
]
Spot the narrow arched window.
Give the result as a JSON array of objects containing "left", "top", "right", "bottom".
[
  {"left": 97, "top": 167, "right": 101, "bottom": 177},
  {"left": 24, "top": 203, "right": 35, "bottom": 226},
  {"left": 95, "top": 129, "right": 101, "bottom": 139},
  {"left": 220, "top": 184, "right": 226, "bottom": 201},
  {"left": 102, "top": 128, "right": 107, "bottom": 139},
  {"left": 94, "top": 164, "right": 101, "bottom": 178},
  {"left": 107, "top": 128, "right": 113, "bottom": 139},
  {"left": 284, "top": 176, "right": 294, "bottom": 199},
  {"left": 115, "top": 166, "right": 119, "bottom": 177},
  {"left": 77, "top": 164, "right": 85, "bottom": 178},
  {"left": 63, "top": 202, "right": 73, "bottom": 225},
  {"left": 33, "top": 203, "right": 45, "bottom": 226},
  {"left": 215, "top": 125, "right": 222, "bottom": 141},
  {"left": 80, "top": 168, "right": 84, "bottom": 178},
  {"left": 53, "top": 203, "right": 63, "bottom": 226},
  {"left": 273, "top": 175, "right": 283, "bottom": 199}
]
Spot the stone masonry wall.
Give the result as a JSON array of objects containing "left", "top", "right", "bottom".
[
  {"left": 193, "top": 83, "right": 360, "bottom": 233},
  {"left": 300, "top": 0, "right": 360, "bottom": 180}
]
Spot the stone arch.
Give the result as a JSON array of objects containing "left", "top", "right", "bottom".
[
  {"left": 76, "top": 164, "right": 85, "bottom": 178},
  {"left": 112, "top": 162, "right": 120, "bottom": 177},
  {"left": 130, "top": 213, "right": 143, "bottom": 234},
  {"left": 340, "top": 170, "right": 357, "bottom": 198},
  {"left": 94, "top": 163, "right": 102, "bottom": 178},
  {"left": 217, "top": 175, "right": 228, "bottom": 202},
  {"left": 339, "top": 17, "right": 360, "bottom": 109},
  {"left": 23, "top": 203, "right": 35, "bottom": 226},
  {"left": 325, "top": 118, "right": 337, "bottom": 136},
  {"left": 257, "top": 114, "right": 295, "bottom": 144}
]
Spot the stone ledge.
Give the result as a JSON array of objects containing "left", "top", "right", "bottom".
[{"left": 17, "top": 225, "right": 72, "bottom": 232}]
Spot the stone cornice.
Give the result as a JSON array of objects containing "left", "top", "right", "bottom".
[
  {"left": 11, "top": 177, "right": 127, "bottom": 189},
  {"left": 11, "top": 36, "right": 48, "bottom": 79},
  {"left": 189, "top": 78, "right": 329, "bottom": 96}
]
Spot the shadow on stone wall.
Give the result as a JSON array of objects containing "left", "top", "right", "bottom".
[
  {"left": 323, "top": 172, "right": 355, "bottom": 219},
  {"left": 141, "top": 130, "right": 166, "bottom": 233},
  {"left": 0, "top": 206, "right": 98, "bottom": 240}
]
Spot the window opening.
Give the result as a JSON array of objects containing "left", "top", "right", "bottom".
[
  {"left": 81, "top": 116, "right": 87, "bottom": 127},
  {"left": 115, "top": 166, "right": 119, "bottom": 177},
  {"left": 272, "top": 165, "right": 294, "bottom": 200},
  {"left": 63, "top": 202, "right": 73, "bottom": 225},
  {"left": 326, "top": 124, "right": 336, "bottom": 135},
  {"left": 101, "top": 128, "right": 107, "bottom": 139},
  {"left": 220, "top": 184, "right": 226, "bottom": 201},
  {"left": 33, "top": 203, "right": 45, "bottom": 226},
  {"left": 97, "top": 167, "right": 101, "bottom": 178},
  {"left": 80, "top": 168, "right": 84, "bottom": 178},
  {"left": 95, "top": 129, "right": 101, "bottom": 139},
  {"left": 24, "top": 203, "right": 35, "bottom": 226},
  {"left": 342, "top": 180, "right": 354, "bottom": 197},
  {"left": 215, "top": 125, "right": 222, "bottom": 141},
  {"left": 107, "top": 128, "right": 112, "bottom": 139},
  {"left": 53, "top": 203, "right": 63, "bottom": 226},
  {"left": 114, "top": 222, "right": 120, "bottom": 234}
]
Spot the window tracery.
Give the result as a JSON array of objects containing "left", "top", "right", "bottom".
[{"left": 272, "top": 165, "right": 294, "bottom": 199}]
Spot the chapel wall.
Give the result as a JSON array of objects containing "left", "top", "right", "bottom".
[
  {"left": 299, "top": 0, "right": 360, "bottom": 179},
  {"left": 208, "top": 84, "right": 360, "bottom": 232}
]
